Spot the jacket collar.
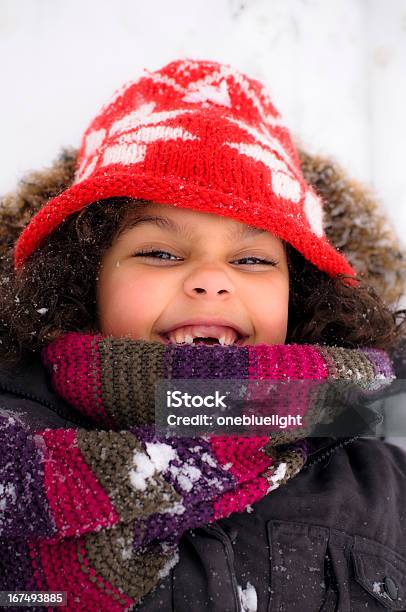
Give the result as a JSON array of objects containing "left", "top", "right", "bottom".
[{"left": 0, "top": 354, "right": 93, "bottom": 428}]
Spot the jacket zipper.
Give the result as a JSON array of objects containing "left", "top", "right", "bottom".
[
  {"left": 201, "top": 523, "right": 241, "bottom": 612},
  {"left": 303, "top": 435, "right": 361, "bottom": 470},
  {"left": 304, "top": 408, "right": 384, "bottom": 469},
  {"left": 0, "top": 382, "right": 92, "bottom": 428}
]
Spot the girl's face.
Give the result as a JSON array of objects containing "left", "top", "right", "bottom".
[{"left": 96, "top": 203, "right": 290, "bottom": 346}]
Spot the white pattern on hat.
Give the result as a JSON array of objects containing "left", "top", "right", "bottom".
[
  {"left": 202, "top": 65, "right": 283, "bottom": 128},
  {"left": 109, "top": 103, "right": 194, "bottom": 136},
  {"left": 109, "top": 102, "right": 156, "bottom": 135},
  {"left": 102, "top": 125, "right": 198, "bottom": 167},
  {"left": 225, "top": 142, "right": 301, "bottom": 203},
  {"left": 74, "top": 129, "right": 106, "bottom": 182},
  {"left": 226, "top": 142, "right": 301, "bottom": 201},
  {"left": 272, "top": 172, "right": 302, "bottom": 202},
  {"left": 174, "top": 59, "right": 206, "bottom": 73},
  {"left": 182, "top": 79, "right": 232, "bottom": 108},
  {"left": 304, "top": 191, "right": 325, "bottom": 237},
  {"left": 102, "top": 143, "right": 147, "bottom": 166},
  {"left": 116, "top": 125, "right": 198, "bottom": 146},
  {"left": 77, "top": 156, "right": 98, "bottom": 182},
  {"left": 84, "top": 128, "right": 106, "bottom": 157},
  {"left": 225, "top": 116, "right": 297, "bottom": 174},
  {"left": 142, "top": 63, "right": 283, "bottom": 129},
  {"left": 226, "top": 142, "right": 291, "bottom": 175},
  {"left": 144, "top": 71, "right": 186, "bottom": 94}
]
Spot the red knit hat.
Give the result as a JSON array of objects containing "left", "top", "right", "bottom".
[{"left": 14, "top": 58, "right": 358, "bottom": 285}]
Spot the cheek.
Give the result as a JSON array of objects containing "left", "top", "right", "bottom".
[
  {"left": 256, "top": 293, "right": 289, "bottom": 322},
  {"left": 250, "top": 278, "right": 290, "bottom": 341},
  {"left": 97, "top": 271, "right": 169, "bottom": 335},
  {"left": 249, "top": 276, "right": 289, "bottom": 311}
]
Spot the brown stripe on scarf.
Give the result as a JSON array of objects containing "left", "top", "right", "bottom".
[
  {"left": 98, "top": 337, "right": 167, "bottom": 428},
  {"left": 77, "top": 430, "right": 182, "bottom": 522},
  {"left": 83, "top": 523, "right": 175, "bottom": 603}
]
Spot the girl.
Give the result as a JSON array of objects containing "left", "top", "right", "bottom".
[{"left": 1, "top": 58, "right": 406, "bottom": 611}]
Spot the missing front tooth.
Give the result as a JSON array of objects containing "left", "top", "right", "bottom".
[{"left": 192, "top": 337, "right": 219, "bottom": 344}]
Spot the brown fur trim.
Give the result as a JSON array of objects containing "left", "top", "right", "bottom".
[
  {"left": 0, "top": 148, "right": 77, "bottom": 258},
  {"left": 298, "top": 148, "right": 406, "bottom": 307}
]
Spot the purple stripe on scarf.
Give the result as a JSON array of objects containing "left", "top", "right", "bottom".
[
  {"left": 0, "top": 414, "right": 56, "bottom": 540},
  {"left": 130, "top": 425, "right": 237, "bottom": 549},
  {"left": 163, "top": 343, "right": 250, "bottom": 378},
  {"left": 361, "top": 347, "right": 394, "bottom": 379},
  {"left": 287, "top": 438, "right": 309, "bottom": 457},
  {"left": 0, "top": 540, "right": 40, "bottom": 594},
  {"left": 132, "top": 500, "right": 215, "bottom": 551}
]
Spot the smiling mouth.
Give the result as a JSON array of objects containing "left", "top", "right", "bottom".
[{"left": 158, "top": 333, "right": 246, "bottom": 346}]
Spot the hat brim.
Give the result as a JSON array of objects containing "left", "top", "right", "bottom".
[{"left": 14, "top": 165, "right": 359, "bottom": 287}]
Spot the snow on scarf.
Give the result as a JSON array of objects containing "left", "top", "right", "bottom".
[{"left": 0, "top": 332, "right": 394, "bottom": 610}]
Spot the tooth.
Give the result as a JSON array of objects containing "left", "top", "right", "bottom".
[
  {"left": 219, "top": 331, "right": 235, "bottom": 346},
  {"left": 167, "top": 325, "right": 239, "bottom": 346},
  {"left": 169, "top": 329, "right": 187, "bottom": 344},
  {"left": 226, "top": 329, "right": 235, "bottom": 345}
]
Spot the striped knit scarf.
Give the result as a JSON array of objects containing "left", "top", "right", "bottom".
[{"left": 1, "top": 332, "right": 394, "bottom": 610}]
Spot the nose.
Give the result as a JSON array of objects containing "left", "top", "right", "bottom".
[{"left": 184, "top": 266, "right": 235, "bottom": 299}]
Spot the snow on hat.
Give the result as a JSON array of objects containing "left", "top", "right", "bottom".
[{"left": 13, "top": 57, "right": 358, "bottom": 285}]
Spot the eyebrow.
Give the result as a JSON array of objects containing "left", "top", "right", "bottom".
[{"left": 121, "top": 214, "right": 268, "bottom": 241}]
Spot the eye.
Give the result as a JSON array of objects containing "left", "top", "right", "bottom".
[
  {"left": 132, "top": 249, "right": 180, "bottom": 261},
  {"left": 131, "top": 250, "right": 278, "bottom": 266},
  {"left": 233, "top": 256, "right": 278, "bottom": 266}
]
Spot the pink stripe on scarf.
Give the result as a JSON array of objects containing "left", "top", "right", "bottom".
[
  {"left": 35, "top": 536, "right": 134, "bottom": 610},
  {"left": 41, "top": 429, "right": 119, "bottom": 540},
  {"left": 41, "top": 333, "right": 114, "bottom": 427}
]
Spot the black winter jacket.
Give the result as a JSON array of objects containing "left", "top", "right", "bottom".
[{"left": 1, "top": 355, "right": 406, "bottom": 612}]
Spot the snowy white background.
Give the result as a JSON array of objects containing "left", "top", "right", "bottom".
[{"left": 1, "top": 0, "right": 406, "bottom": 448}]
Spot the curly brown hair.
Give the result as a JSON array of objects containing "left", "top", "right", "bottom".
[{"left": 0, "top": 147, "right": 405, "bottom": 368}]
